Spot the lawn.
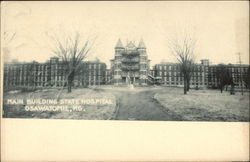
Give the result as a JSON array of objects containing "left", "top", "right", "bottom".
[
  {"left": 3, "top": 86, "right": 249, "bottom": 121},
  {"left": 154, "top": 88, "right": 249, "bottom": 121},
  {"left": 3, "top": 88, "right": 116, "bottom": 120}
]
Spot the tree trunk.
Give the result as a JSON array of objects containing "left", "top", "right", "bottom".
[
  {"left": 230, "top": 84, "right": 235, "bottom": 95},
  {"left": 187, "top": 79, "right": 190, "bottom": 91},
  {"left": 67, "top": 80, "right": 72, "bottom": 93},
  {"left": 184, "top": 78, "right": 187, "bottom": 95},
  {"left": 67, "top": 77, "right": 74, "bottom": 93},
  {"left": 67, "top": 70, "right": 75, "bottom": 93},
  {"left": 220, "top": 84, "right": 223, "bottom": 93}
]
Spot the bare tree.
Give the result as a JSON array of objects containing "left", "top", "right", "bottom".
[
  {"left": 243, "top": 66, "right": 250, "bottom": 89},
  {"left": 4, "top": 31, "right": 16, "bottom": 44},
  {"left": 3, "top": 31, "right": 16, "bottom": 62},
  {"left": 215, "top": 64, "right": 235, "bottom": 94},
  {"left": 168, "top": 32, "right": 196, "bottom": 94},
  {"left": 47, "top": 31, "right": 95, "bottom": 93}
]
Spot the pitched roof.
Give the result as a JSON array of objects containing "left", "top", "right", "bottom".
[
  {"left": 115, "top": 39, "right": 124, "bottom": 48},
  {"left": 126, "top": 41, "right": 136, "bottom": 49},
  {"left": 138, "top": 39, "right": 146, "bottom": 48}
]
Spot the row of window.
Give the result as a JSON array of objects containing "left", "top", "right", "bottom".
[
  {"left": 160, "top": 76, "right": 203, "bottom": 81},
  {"left": 157, "top": 66, "right": 205, "bottom": 71},
  {"left": 162, "top": 82, "right": 207, "bottom": 86},
  {"left": 209, "top": 67, "right": 248, "bottom": 72},
  {"left": 5, "top": 63, "right": 106, "bottom": 70}
]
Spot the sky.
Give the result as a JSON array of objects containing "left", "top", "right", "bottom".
[{"left": 1, "top": 1, "right": 249, "bottom": 68}]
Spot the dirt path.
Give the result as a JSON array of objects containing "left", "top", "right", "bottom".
[{"left": 113, "top": 89, "right": 183, "bottom": 121}]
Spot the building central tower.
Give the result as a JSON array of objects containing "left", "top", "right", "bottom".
[{"left": 110, "top": 39, "right": 150, "bottom": 85}]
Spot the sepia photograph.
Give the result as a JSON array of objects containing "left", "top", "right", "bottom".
[
  {"left": 1, "top": 1, "right": 249, "bottom": 161},
  {"left": 1, "top": 1, "right": 249, "bottom": 122}
]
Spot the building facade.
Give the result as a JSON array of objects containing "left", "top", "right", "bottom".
[
  {"left": 3, "top": 39, "right": 250, "bottom": 90},
  {"left": 4, "top": 57, "right": 107, "bottom": 89},
  {"left": 74, "top": 61, "right": 107, "bottom": 86},
  {"left": 152, "top": 60, "right": 209, "bottom": 88},
  {"left": 110, "top": 39, "right": 150, "bottom": 85},
  {"left": 207, "top": 64, "right": 249, "bottom": 89},
  {"left": 4, "top": 61, "right": 50, "bottom": 88},
  {"left": 151, "top": 59, "right": 249, "bottom": 89},
  {"left": 104, "top": 69, "right": 111, "bottom": 84}
]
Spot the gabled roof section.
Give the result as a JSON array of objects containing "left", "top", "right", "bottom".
[
  {"left": 126, "top": 41, "right": 136, "bottom": 49},
  {"left": 138, "top": 39, "right": 146, "bottom": 49},
  {"left": 115, "top": 39, "right": 124, "bottom": 48}
]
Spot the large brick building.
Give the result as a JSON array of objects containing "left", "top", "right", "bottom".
[
  {"left": 4, "top": 57, "right": 107, "bottom": 89},
  {"left": 4, "top": 61, "right": 50, "bottom": 88},
  {"left": 3, "top": 39, "right": 250, "bottom": 90},
  {"left": 151, "top": 59, "right": 209, "bottom": 88},
  {"left": 207, "top": 63, "right": 249, "bottom": 89},
  {"left": 151, "top": 59, "right": 249, "bottom": 89},
  {"left": 110, "top": 39, "right": 150, "bottom": 85}
]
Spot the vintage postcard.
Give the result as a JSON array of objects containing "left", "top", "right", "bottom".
[{"left": 1, "top": 1, "right": 249, "bottom": 161}]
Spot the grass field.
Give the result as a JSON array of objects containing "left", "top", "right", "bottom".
[
  {"left": 3, "top": 86, "right": 249, "bottom": 121},
  {"left": 3, "top": 88, "right": 116, "bottom": 120},
  {"left": 154, "top": 88, "right": 249, "bottom": 121}
]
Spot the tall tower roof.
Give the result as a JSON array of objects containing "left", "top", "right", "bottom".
[
  {"left": 115, "top": 39, "right": 124, "bottom": 48},
  {"left": 138, "top": 39, "right": 146, "bottom": 49}
]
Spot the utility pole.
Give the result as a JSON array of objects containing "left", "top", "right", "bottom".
[{"left": 236, "top": 52, "right": 243, "bottom": 95}]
